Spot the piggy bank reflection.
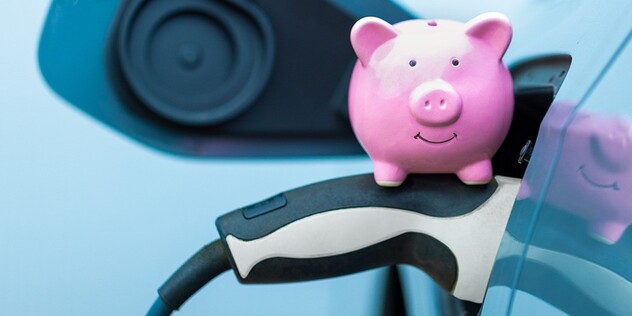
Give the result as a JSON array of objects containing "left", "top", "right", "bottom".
[
  {"left": 348, "top": 13, "right": 514, "bottom": 187},
  {"left": 527, "top": 110, "right": 632, "bottom": 243}
]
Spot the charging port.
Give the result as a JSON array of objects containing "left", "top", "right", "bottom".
[{"left": 493, "top": 55, "right": 572, "bottom": 178}]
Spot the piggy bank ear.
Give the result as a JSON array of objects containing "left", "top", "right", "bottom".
[
  {"left": 465, "top": 12, "right": 512, "bottom": 59},
  {"left": 350, "top": 17, "right": 398, "bottom": 67}
]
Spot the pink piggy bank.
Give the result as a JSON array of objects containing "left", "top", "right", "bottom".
[{"left": 348, "top": 13, "right": 514, "bottom": 186}]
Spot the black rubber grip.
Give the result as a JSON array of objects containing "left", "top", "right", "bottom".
[
  {"left": 242, "top": 232, "right": 458, "bottom": 292},
  {"left": 216, "top": 173, "right": 497, "bottom": 240}
]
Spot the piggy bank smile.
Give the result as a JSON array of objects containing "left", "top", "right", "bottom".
[
  {"left": 414, "top": 132, "right": 458, "bottom": 144},
  {"left": 578, "top": 164, "right": 620, "bottom": 191}
]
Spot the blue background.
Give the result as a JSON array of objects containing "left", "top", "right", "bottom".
[{"left": 3, "top": 0, "right": 632, "bottom": 315}]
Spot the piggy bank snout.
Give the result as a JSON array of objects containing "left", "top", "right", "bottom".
[{"left": 410, "top": 80, "right": 462, "bottom": 127}]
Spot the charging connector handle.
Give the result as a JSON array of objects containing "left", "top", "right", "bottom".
[{"left": 216, "top": 174, "right": 519, "bottom": 303}]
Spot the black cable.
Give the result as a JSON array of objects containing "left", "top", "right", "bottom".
[
  {"left": 147, "top": 240, "right": 231, "bottom": 316},
  {"left": 147, "top": 298, "right": 171, "bottom": 316}
]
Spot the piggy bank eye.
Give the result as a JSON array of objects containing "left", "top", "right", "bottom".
[
  {"left": 451, "top": 58, "right": 460, "bottom": 67},
  {"left": 409, "top": 60, "right": 417, "bottom": 67}
]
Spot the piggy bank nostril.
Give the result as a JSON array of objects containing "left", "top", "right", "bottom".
[
  {"left": 424, "top": 100, "right": 431, "bottom": 109},
  {"left": 439, "top": 99, "right": 446, "bottom": 109}
]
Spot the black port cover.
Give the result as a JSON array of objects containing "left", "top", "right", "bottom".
[{"left": 115, "top": 0, "right": 275, "bottom": 126}]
